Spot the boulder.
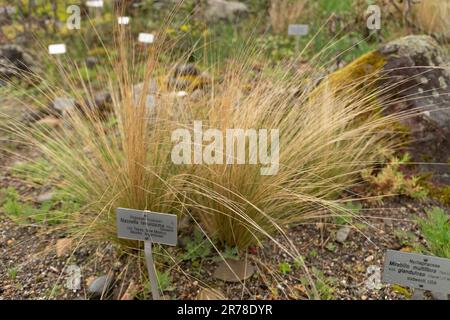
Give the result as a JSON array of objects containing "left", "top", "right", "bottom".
[
  {"left": 325, "top": 35, "right": 450, "bottom": 184},
  {"left": 0, "top": 44, "right": 35, "bottom": 83},
  {"left": 379, "top": 36, "right": 450, "bottom": 184},
  {"left": 22, "top": 91, "right": 112, "bottom": 123},
  {"left": 205, "top": 0, "right": 248, "bottom": 22},
  {"left": 91, "top": 91, "right": 113, "bottom": 115},
  {"left": 167, "top": 64, "right": 211, "bottom": 91},
  {"left": 173, "top": 63, "right": 200, "bottom": 77},
  {"left": 0, "top": 6, "right": 15, "bottom": 25}
]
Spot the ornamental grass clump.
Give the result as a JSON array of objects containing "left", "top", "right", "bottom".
[{"left": 1, "top": 9, "right": 407, "bottom": 264}]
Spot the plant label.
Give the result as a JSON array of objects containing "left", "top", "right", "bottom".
[
  {"left": 49, "top": 44, "right": 66, "bottom": 55},
  {"left": 138, "top": 33, "right": 155, "bottom": 44},
  {"left": 176, "top": 91, "right": 188, "bottom": 98},
  {"left": 116, "top": 208, "right": 177, "bottom": 300},
  {"left": 116, "top": 208, "right": 177, "bottom": 246},
  {"left": 288, "top": 24, "right": 309, "bottom": 36},
  {"left": 118, "top": 16, "right": 130, "bottom": 25},
  {"left": 383, "top": 250, "right": 450, "bottom": 296},
  {"left": 86, "top": 0, "right": 103, "bottom": 7}
]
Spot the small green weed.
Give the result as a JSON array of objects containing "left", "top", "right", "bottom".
[
  {"left": 417, "top": 207, "right": 450, "bottom": 258},
  {"left": 181, "top": 229, "right": 213, "bottom": 262}
]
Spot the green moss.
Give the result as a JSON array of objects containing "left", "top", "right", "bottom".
[
  {"left": 429, "top": 186, "right": 450, "bottom": 207},
  {"left": 328, "top": 51, "right": 386, "bottom": 87}
]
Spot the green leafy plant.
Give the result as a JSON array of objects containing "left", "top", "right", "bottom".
[
  {"left": 0, "top": 187, "right": 70, "bottom": 224},
  {"left": 156, "top": 270, "right": 174, "bottom": 292},
  {"left": 278, "top": 262, "right": 292, "bottom": 275},
  {"left": 11, "top": 158, "right": 54, "bottom": 185},
  {"left": 362, "top": 153, "right": 429, "bottom": 200},
  {"left": 181, "top": 229, "right": 213, "bottom": 262},
  {"left": 212, "top": 245, "right": 239, "bottom": 262},
  {"left": 416, "top": 207, "right": 450, "bottom": 258},
  {"left": 45, "top": 284, "right": 63, "bottom": 300},
  {"left": 394, "top": 229, "right": 417, "bottom": 247},
  {"left": 300, "top": 267, "right": 336, "bottom": 300},
  {"left": 7, "top": 267, "right": 18, "bottom": 280},
  {"left": 334, "top": 201, "right": 362, "bottom": 225},
  {"left": 309, "top": 249, "right": 318, "bottom": 258},
  {"left": 0, "top": 187, "right": 34, "bottom": 222},
  {"left": 325, "top": 242, "right": 337, "bottom": 253},
  {"left": 142, "top": 269, "right": 174, "bottom": 298}
]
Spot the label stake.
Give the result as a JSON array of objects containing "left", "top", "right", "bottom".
[
  {"left": 116, "top": 208, "right": 177, "bottom": 300},
  {"left": 288, "top": 24, "right": 309, "bottom": 55},
  {"left": 144, "top": 241, "right": 160, "bottom": 300}
]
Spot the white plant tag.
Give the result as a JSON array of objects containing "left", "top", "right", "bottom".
[
  {"left": 116, "top": 208, "right": 177, "bottom": 246},
  {"left": 138, "top": 33, "right": 155, "bottom": 44},
  {"left": 86, "top": 0, "right": 103, "bottom": 7},
  {"left": 288, "top": 24, "right": 309, "bottom": 36},
  {"left": 48, "top": 44, "right": 66, "bottom": 55},
  {"left": 118, "top": 16, "right": 130, "bottom": 25}
]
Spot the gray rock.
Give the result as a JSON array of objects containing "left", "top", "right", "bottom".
[
  {"left": 152, "top": 0, "right": 182, "bottom": 10},
  {"left": 205, "top": 0, "right": 248, "bottom": 22},
  {"left": 335, "top": 226, "right": 351, "bottom": 243},
  {"left": 77, "top": 91, "right": 113, "bottom": 118},
  {"left": 0, "top": 44, "right": 35, "bottom": 81},
  {"left": 88, "top": 274, "right": 114, "bottom": 299},
  {"left": 0, "top": 6, "right": 16, "bottom": 15},
  {"left": 364, "top": 265, "right": 382, "bottom": 290},
  {"left": 174, "top": 63, "right": 200, "bottom": 77},
  {"left": 36, "top": 192, "right": 53, "bottom": 203},
  {"left": 0, "top": 6, "right": 15, "bottom": 24},
  {"left": 93, "top": 91, "right": 112, "bottom": 112},
  {"left": 213, "top": 259, "right": 255, "bottom": 282},
  {"left": 65, "top": 265, "right": 81, "bottom": 291},
  {"left": 53, "top": 97, "right": 76, "bottom": 113},
  {"left": 85, "top": 56, "right": 98, "bottom": 69},
  {"left": 196, "top": 288, "right": 226, "bottom": 300},
  {"left": 378, "top": 35, "right": 450, "bottom": 184}
]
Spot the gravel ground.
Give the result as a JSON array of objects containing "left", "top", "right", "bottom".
[{"left": 1, "top": 184, "right": 447, "bottom": 300}]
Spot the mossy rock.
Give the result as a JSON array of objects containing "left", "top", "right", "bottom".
[{"left": 322, "top": 35, "right": 450, "bottom": 184}]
